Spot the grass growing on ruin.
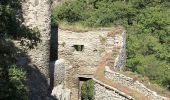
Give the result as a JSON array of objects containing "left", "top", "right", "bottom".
[
  {"left": 57, "top": 21, "right": 90, "bottom": 32},
  {"left": 56, "top": 21, "right": 114, "bottom": 32}
]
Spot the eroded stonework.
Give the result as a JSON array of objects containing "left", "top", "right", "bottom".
[
  {"left": 58, "top": 28, "right": 125, "bottom": 100},
  {"left": 94, "top": 82, "right": 131, "bottom": 100},
  {"left": 105, "top": 66, "right": 168, "bottom": 100},
  {"left": 54, "top": 59, "right": 65, "bottom": 86},
  {"left": 57, "top": 28, "right": 169, "bottom": 100},
  {"left": 20, "top": 0, "right": 51, "bottom": 99}
]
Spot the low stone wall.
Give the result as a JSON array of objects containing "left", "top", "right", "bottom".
[
  {"left": 105, "top": 67, "right": 168, "bottom": 100},
  {"left": 93, "top": 78, "right": 134, "bottom": 100}
]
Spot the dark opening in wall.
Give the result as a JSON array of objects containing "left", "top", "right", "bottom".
[
  {"left": 73, "top": 45, "right": 84, "bottom": 51},
  {"left": 78, "top": 77, "right": 93, "bottom": 100},
  {"left": 50, "top": 26, "right": 58, "bottom": 61},
  {"left": 49, "top": 26, "right": 58, "bottom": 93}
]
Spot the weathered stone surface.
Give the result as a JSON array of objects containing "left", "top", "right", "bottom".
[
  {"left": 58, "top": 29, "right": 110, "bottom": 100},
  {"left": 105, "top": 66, "right": 168, "bottom": 100},
  {"left": 51, "top": 84, "right": 71, "bottom": 100},
  {"left": 114, "top": 31, "right": 126, "bottom": 70},
  {"left": 54, "top": 59, "right": 65, "bottom": 86},
  {"left": 19, "top": 0, "right": 51, "bottom": 99},
  {"left": 58, "top": 28, "right": 125, "bottom": 100},
  {"left": 94, "top": 79, "right": 133, "bottom": 100}
]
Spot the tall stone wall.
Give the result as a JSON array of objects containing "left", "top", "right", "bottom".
[{"left": 20, "top": 0, "right": 51, "bottom": 99}]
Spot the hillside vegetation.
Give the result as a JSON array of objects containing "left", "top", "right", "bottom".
[{"left": 52, "top": 0, "right": 170, "bottom": 90}]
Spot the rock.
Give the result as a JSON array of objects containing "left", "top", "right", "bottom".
[
  {"left": 54, "top": 59, "right": 65, "bottom": 86},
  {"left": 51, "top": 84, "right": 71, "bottom": 100}
]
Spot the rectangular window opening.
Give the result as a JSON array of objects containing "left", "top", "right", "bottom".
[{"left": 73, "top": 45, "right": 84, "bottom": 51}]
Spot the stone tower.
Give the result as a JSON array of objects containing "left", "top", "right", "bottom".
[{"left": 21, "top": 0, "right": 51, "bottom": 99}]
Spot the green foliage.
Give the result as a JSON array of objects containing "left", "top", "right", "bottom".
[
  {"left": 0, "top": 0, "right": 41, "bottom": 49},
  {"left": 0, "top": 65, "right": 28, "bottom": 100},
  {"left": 0, "top": 0, "right": 41, "bottom": 99},
  {"left": 52, "top": 0, "right": 134, "bottom": 27},
  {"left": 8, "top": 65, "right": 28, "bottom": 100},
  {"left": 53, "top": 0, "right": 170, "bottom": 90},
  {"left": 52, "top": 0, "right": 86, "bottom": 26},
  {"left": 81, "top": 79, "right": 94, "bottom": 100}
]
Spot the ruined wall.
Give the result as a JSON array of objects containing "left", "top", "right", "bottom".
[
  {"left": 50, "top": 59, "right": 71, "bottom": 100},
  {"left": 105, "top": 67, "right": 168, "bottom": 100},
  {"left": 58, "top": 29, "right": 110, "bottom": 68},
  {"left": 93, "top": 79, "right": 133, "bottom": 100},
  {"left": 105, "top": 30, "right": 126, "bottom": 70},
  {"left": 20, "top": 0, "right": 51, "bottom": 99},
  {"left": 58, "top": 28, "right": 126, "bottom": 100},
  {"left": 58, "top": 29, "right": 110, "bottom": 100},
  {"left": 114, "top": 31, "right": 126, "bottom": 70}
]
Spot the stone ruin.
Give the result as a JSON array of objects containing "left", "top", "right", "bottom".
[
  {"left": 14, "top": 0, "right": 169, "bottom": 99},
  {"left": 55, "top": 27, "right": 126, "bottom": 100},
  {"left": 53, "top": 27, "right": 169, "bottom": 100},
  {"left": 50, "top": 59, "right": 71, "bottom": 100},
  {"left": 15, "top": 0, "right": 51, "bottom": 100}
]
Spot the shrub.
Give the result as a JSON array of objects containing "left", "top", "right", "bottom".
[
  {"left": 81, "top": 79, "right": 94, "bottom": 100},
  {"left": 8, "top": 65, "right": 28, "bottom": 100}
]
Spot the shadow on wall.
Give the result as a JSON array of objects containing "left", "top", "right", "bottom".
[
  {"left": 0, "top": 0, "right": 55, "bottom": 100},
  {"left": 0, "top": 25, "right": 52, "bottom": 100},
  {"left": 50, "top": 26, "right": 58, "bottom": 61},
  {"left": 49, "top": 25, "right": 58, "bottom": 93}
]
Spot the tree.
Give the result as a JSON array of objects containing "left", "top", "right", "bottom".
[{"left": 0, "top": 0, "right": 41, "bottom": 99}]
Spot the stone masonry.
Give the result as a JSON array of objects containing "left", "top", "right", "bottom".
[
  {"left": 94, "top": 79, "right": 134, "bottom": 100},
  {"left": 114, "top": 31, "right": 126, "bottom": 70},
  {"left": 53, "top": 59, "right": 65, "bottom": 86},
  {"left": 105, "top": 66, "right": 169, "bottom": 100},
  {"left": 20, "top": 0, "right": 51, "bottom": 99},
  {"left": 57, "top": 27, "right": 169, "bottom": 100},
  {"left": 58, "top": 28, "right": 125, "bottom": 100}
]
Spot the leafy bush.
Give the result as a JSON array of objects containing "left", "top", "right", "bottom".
[
  {"left": 0, "top": 65, "right": 28, "bottom": 100},
  {"left": 8, "top": 65, "right": 28, "bottom": 100},
  {"left": 81, "top": 79, "right": 94, "bottom": 100}
]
